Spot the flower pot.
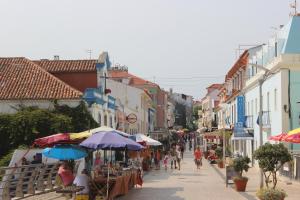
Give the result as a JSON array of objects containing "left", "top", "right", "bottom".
[
  {"left": 217, "top": 161, "right": 224, "bottom": 168},
  {"left": 233, "top": 177, "right": 248, "bottom": 192}
]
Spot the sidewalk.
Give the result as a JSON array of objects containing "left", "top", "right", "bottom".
[
  {"left": 120, "top": 151, "right": 250, "bottom": 200},
  {"left": 210, "top": 162, "right": 300, "bottom": 200}
]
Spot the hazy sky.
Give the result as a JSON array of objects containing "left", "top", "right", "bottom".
[{"left": 0, "top": 0, "right": 292, "bottom": 99}]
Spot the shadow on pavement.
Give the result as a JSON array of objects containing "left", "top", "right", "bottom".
[{"left": 117, "top": 187, "right": 185, "bottom": 200}]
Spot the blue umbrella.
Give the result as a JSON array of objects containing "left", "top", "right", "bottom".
[
  {"left": 80, "top": 130, "right": 144, "bottom": 151},
  {"left": 43, "top": 144, "right": 88, "bottom": 160}
]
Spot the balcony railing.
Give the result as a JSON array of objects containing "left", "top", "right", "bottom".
[
  {"left": 262, "top": 111, "right": 271, "bottom": 127},
  {"left": 245, "top": 115, "right": 253, "bottom": 128}
]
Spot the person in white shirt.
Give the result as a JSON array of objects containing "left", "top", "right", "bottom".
[{"left": 73, "top": 169, "right": 90, "bottom": 195}]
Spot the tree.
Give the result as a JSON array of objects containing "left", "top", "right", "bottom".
[
  {"left": 253, "top": 143, "right": 292, "bottom": 189},
  {"left": 54, "top": 101, "right": 98, "bottom": 132}
]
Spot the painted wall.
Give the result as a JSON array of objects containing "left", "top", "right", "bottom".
[
  {"left": 244, "top": 70, "right": 288, "bottom": 150},
  {"left": 107, "top": 79, "right": 150, "bottom": 134},
  {"left": 52, "top": 72, "right": 97, "bottom": 93},
  {"left": 289, "top": 70, "right": 300, "bottom": 151}
]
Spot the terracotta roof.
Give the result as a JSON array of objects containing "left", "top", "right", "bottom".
[
  {"left": 225, "top": 50, "right": 248, "bottom": 81},
  {"left": 206, "top": 83, "right": 222, "bottom": 90},
  {"left": 0, "top": 57, "right": 82, "bottom": 100},
  {"left": 34, "top": 59, "right": 97, "bottom": 73},
  {"left": 109, "top": 70, "right": 159, "bottom": 87}
]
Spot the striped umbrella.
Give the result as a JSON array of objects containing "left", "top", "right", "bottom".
[
  {"left": 283, "top": 133, "right": 300, "bottom": 143},
  {"left": 269, "top": 133, "right": 287, "bottom": 141}
]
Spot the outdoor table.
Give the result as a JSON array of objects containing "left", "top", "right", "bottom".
[{"left": 56, "top": 185, "right": 85, "bottom": 198}]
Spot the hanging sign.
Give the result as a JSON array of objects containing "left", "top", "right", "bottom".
[{"left": 126, "top": 113, "right": 137, "bottom": 124}]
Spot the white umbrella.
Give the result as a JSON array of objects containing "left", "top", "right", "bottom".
[{"left": 132, "top": 133, "right": 162, "bottom": 146}]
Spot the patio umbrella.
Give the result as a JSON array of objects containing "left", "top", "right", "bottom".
[
  {"left": 130, "top": 133, "right": 162, "bottom": 146},
  {"left": 283, "top": 133, "right": 300, "bottom": 143},
  {"left": 269, "top": 133, "right": 287, "bottom": 141},
  {"left": 288, "top": 127, "right": 300, "bottom": 135},
  {"left": 79, "top": 130, "right": 143, "bottom": 198},
  {"left": 34, "top": 133, "right": 72, "bottom": 147},
  {"left": 42, "top": 144, "right": 88, "bottom": 160},
  {"left": 79, "top": 130, "right": 144, "bottom": 150},
  {"left": 70, "top": 126, "right": 130, "bottom": 140}
]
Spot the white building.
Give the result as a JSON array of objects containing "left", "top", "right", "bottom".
[
  {"left": 244, "top": 16, "right": 300, "bottom": 154},
  {"left": 106, "top": 79, "right": 153, "bottom": 134},
  {"left": 200, "top": 84, "right": 222, "bottom": 131}
]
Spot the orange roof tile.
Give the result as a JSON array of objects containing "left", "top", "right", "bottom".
[
  {"left": 109, "top": 70, "right": 159, "bottom": 87},
  {"left": 206, "top": 83, "right": 222, "bottom": 90},
  {"left": 34, "top": 59, "right": 97, "bottom": 73},
  {"left": 225, "top": 50, "right": 248, "bottom": 81},
  {"left": 0, "top": 57, "right": 82, "bottom": 100}
]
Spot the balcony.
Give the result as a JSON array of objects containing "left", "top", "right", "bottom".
[
  {"left": 262, "top": 111, "right": 271, "bottom": 127},
  {"left": 256, "top": 111, "right": 271, "bottom": 128},
  {"left": 245, "top": 115, "right": 253, "bottom": 128}
]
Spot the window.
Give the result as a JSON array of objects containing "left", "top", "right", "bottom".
[
  {"left": 98, "top": 114, "right": 102, "bottom": 126},
  {"left": 110, "top": 116, "right": 113, "bottom": 128},
  {"left": 274, "top": 89, "right": 277, "bottom": 111},
  {"left": 255, "top": 98, "right": 258, "bottom": 114},
  {"left": 275, "top": 42, "right": 278, "bottom": 57},
  {"left": 251, "top": 100, "right": 254, "bottom": 115},
  {"left": 247, "top": 102, "right": 250, "bottom": 116},
  {"left": 267, "top": 92, "right": 270, "bottom": 111},
  {"left": 104, "top": 115, "right": 108, "bottom": 126}
]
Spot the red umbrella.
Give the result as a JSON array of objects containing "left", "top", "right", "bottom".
[
  {"left": 269, "top": 133, "right": 287, "bottom": 141},
  {"left": 34, "top": 133, "right": 71, "bottom": 147},
  {"left": 283, "top": 133, "right": 300, "bottom": 143}
]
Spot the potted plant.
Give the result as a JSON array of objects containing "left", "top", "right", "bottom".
[
  {"left": 253, "top": 143, "right": 292, "bottom": 200},
  {"left": 232, "top": 156, "right": 251, "bottom": 192},
  {"left": 215, "top": 147, "right": 224, "bottom": 168}
]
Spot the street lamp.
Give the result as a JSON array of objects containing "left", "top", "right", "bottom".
[{"left": 248, "top": 63, "right": 274, "bottom": 188}]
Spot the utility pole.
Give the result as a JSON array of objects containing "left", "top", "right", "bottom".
[
  {"left": 248, "top": 61, "right": 273, "bottom": 189},
  {"left": 258, "top": 78, "right": 264, "bottom": 188}
]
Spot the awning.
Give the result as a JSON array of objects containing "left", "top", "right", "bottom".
[{"left": 203, "top": 132, "right": 220, "bottom": 139}]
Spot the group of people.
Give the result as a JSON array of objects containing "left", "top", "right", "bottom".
[{"left": 163, "top": 143, "right": 184, "bottom": 171}]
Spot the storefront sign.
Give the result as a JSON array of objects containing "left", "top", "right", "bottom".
[
  {"left": 126, "top": 113, "right": 137, "bottom": 124},
  {"left": 237, "top": 96, "right": 245, "bottom": 123}
]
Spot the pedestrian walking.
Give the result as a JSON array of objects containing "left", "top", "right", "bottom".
[
  {"left": 176, "top": 147, "right": 181, "bottom": 170},
  {"left": 155, "top": 150, "right": 161, "bottom": 170},
  {"left": 170, "top": 146, "right": 177, "bottom": 169},
  {"left": 194, "top": 146, "right": 202, "bottom": 170},
  {"left": 180, "top": 144, "right": 185, "bottom": 160},
  {"left": 163, "top": 152, "right": 169, "bottom": 170}
]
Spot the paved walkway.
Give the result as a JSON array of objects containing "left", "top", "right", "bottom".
[
  {"left": 24, "top": 149, "right": 300, "bottom": 200},
  {"left": 119, "top": 151, "right": 248, "bottom": 200}
]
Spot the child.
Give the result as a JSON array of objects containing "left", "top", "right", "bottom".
[{"left": 163, "top": 152, "right": 169, "bottom": 170}]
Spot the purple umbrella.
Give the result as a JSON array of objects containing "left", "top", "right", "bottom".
[
  {"left": 79, "top": 130, "right": 143, "bottom": 198},
  {"left": 79, "top": 130, "right": 144, "bottom": 151}
]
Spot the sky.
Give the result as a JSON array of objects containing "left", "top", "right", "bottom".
[{"left": 0, "top": 0, "right": 293, "bottom": 99}]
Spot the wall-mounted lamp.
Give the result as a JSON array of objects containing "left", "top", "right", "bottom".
[{"left": 283, "top": 104, "right": 289, "bottom": 113}]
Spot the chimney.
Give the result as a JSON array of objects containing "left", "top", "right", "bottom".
[{"left": 53, "top": 55, "right": 60, "bottom": 60}]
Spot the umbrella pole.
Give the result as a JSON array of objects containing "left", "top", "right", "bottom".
[{"left": 107, "top": 147, "right": 111, "bottom": 198}]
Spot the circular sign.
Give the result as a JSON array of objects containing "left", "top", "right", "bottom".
[{"left": 127, "top": 113, "right": 137, "bottom": 124}]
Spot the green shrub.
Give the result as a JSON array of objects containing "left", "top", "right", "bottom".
[
  {"left": 215, "top": 147, "right": 223, "bottom": 159},
  {"left": 253, "top": 143, "right": 292, "bottom": 189},
  {"left": 232, "top": 156, "right": 251, "bottom": 178}
]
